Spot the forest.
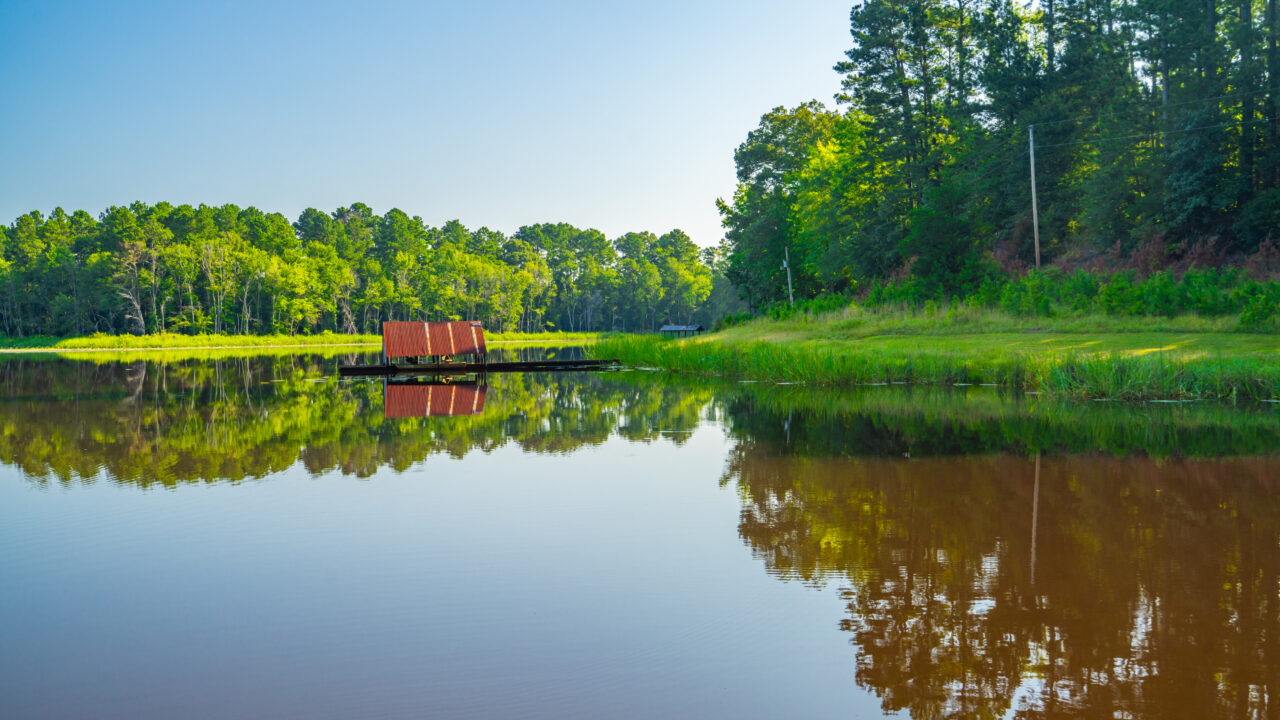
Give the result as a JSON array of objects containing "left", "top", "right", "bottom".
[
  {"left": 0, "top": 202, "right": 739, "bottom": 337},
  {"left": 8, "top": 1, "right": 1279, "bottom": 338},
  {"left": 720, "top": 0, "right": 1280, "bottom": 309}
]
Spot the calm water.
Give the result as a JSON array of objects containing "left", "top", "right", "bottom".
[{"left": 3, "top": 352, "right": 1280, "bottom": 719}]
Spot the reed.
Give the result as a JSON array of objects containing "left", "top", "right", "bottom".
[
  {"left": 593, "top": 333, "right": 1280, "bottom": 400},
  {"left": 0, "top": 330, "right": 606, "bottom": 352}
]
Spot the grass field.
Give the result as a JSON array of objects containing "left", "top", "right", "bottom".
[
  {"left": 593, "top": 307, "right": 1280, "bottom": 400},
  {"left": 0, "top": 330, "right": 605, "bottom": 352}
]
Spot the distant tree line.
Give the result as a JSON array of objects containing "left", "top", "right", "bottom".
[
  {"left": 721, "top": 0, "right": 1280, "bottom": 309},
  {"left": 1, "top": 202, "right": 744, "bottom": 337}
]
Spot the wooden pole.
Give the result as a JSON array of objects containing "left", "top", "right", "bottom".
[{"left": 1030, "top": 125, "right": 1041, "bottom": 270}]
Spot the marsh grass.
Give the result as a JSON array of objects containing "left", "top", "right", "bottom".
[
  {"left": 594, "top": 331, "right": 1280, "bottom": 400},
  {"left": 0, "top": 330, "right": 606, "bottom": 352}
]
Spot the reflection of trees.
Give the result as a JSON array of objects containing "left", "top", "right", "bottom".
[
  {"left": 720, "top": 385, "right": 1280, "bottom": 459},
  {"left": 0, "top": 354, "right": 714, "bottom": 487},
  {"left": 726, "top": 425, "right": 1280, "bottom": 718},
  {"left": 8, "top": 354, "right": 1280, "bottom": 716}
]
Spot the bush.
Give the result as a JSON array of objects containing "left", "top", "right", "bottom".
[
  {"left": 714, "top": 311, "right": 754, "bottom": 331},
  {"left": 1097, "top": 273, "right": 1140, "bottom": 315},
  {"left": 1238, "top": 283, "right": 1280, "bottom": 330},
  {"left": 1140, "top": 271, "right": 1180, "bottom": 316},
  {"left": 857, "top": 268, "right": 1280, "bottom": 325}
]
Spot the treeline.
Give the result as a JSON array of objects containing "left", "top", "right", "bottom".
[
  {"left": 722, "top": 0, "right": 1280, "bottom": 308},
  {"left": 1, "top": 202, "right": 743, "bottom": 337}
]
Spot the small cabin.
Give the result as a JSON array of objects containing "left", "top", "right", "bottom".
[
  {"left": 659, "top": 324, "right": 704, "bottom": 338},
  {"left": 382, "top": 321, "right": 487, "bottom": 364}
]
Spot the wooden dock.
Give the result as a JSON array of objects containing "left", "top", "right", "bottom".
[{"left": 338, "top": 358, "right": 618, "bottom": 377}]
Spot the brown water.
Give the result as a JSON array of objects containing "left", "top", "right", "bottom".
[{"left": 2, "top": 353, "right": 1279, "bottom": 718}]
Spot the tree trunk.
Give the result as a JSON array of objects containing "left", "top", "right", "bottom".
[
  {"left": 1242, "top": 0, "right": 1257, "bottom": 192},
  {"left": 1270, "top": 0, "right": 1279, "bottom": 187},
  {"left": 1046, "top": 0, "right": 1056, "bottom": 71}
]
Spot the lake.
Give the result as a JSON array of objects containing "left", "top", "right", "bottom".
[{"left": 2, "top": 351, "right": 1279, "bottom": 719}]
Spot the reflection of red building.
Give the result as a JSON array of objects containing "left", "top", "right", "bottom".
[
  {"left": 384, "top": 382, "right": 487, "bottom": 418},
  {"left": 382, "top": 321, "right": 487, "bottom": 362}
]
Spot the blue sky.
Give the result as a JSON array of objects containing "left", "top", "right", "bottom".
[{"left": 0, "top": 0, "right": 851, "bottom": 247}]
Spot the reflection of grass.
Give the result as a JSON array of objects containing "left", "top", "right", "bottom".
[
  {"left": 716, "top": 380, "right": 1280, "bottom": 457},
  {"left": 0, "top": 330, "right": 606, "bottom": 354},
  {"left": 594, "top": 330, "right": 1280, "bottom": 400}
]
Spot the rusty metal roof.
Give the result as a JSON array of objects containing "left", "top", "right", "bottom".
[
  {"left": 384, "top": 383, "right": 487, "bottom": 418},
  {"left": 383, "top": 321, "right": 430, "bottom": 358},
  {"left": 383, "top": 321, "right": 486, "bottom": 358}
]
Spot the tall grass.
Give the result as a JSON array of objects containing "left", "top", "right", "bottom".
[
  {"left": 593, "top": 334, "right": 1280, "bottom": 400},
  {"left": 0, "top": 330, "right": 607, "bottom": 352},
  {"left": 730, "top": 302, "right": 1240, "bottom": 340},
  {"left": 0, "top": 331, "right": 381, "bottom": 350}
]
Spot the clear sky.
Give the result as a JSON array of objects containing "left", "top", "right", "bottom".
[{"left": 0, "top": 0, "right": 852, "bottom": 247}]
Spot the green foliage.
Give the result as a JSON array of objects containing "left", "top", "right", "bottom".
[
  {"left": 854, "top": 269, "right": 1280, "bottom": 323},
  {"left": 2, "top": 204, "right": 729, "bottom": 338},
  {"left": 719, "top": 0, "right": 1280, "bottom": 307},
  {"left": 713, "top": 311, "right": 753, "bottom": 331},
  {"left": 763, "top": 294, "right": 852, "bottom": 321},
  {"left": 1239, "top": 284, "right": 1280, "bottom": 330}
]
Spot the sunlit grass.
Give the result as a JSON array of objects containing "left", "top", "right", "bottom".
[
  {"left": 593, "top": 327, "right": 1280, "bottom": 401},
  {"left": 0, "top": 330, "right": 607, "bottom": 353},
  {"left": 729, "top": 303, "right": 1243, "bottom": 342}
]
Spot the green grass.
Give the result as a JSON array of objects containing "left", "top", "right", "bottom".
[
  {"left": 487, "top": 331, "right": 605, "bottom": 344},
  {"left": 593, "top": 309, "right": 1280, "bottom": 400},
  {"left": 0, "top": 330, "right": 607, "bottom": 352},
  {"left": 737, "top": 302, "right": 1245, "bottom": 340},
  {"left": 0, "top": 331, "right": 379, "bottom": 351}
]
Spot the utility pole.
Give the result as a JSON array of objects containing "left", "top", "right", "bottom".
[
  {"left": 1029, "top": 124, "right": 1041, "bottom": 270},
  {"left": 783, "top": 246, "right": 795, "bottom": 308}
]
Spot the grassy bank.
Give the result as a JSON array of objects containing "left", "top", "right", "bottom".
[
  {"left": 0, "top": 330, "right": 605, "bottom": 352},
  {"left": 594, "top": 307, "right": 1280, "bottom": 400}
]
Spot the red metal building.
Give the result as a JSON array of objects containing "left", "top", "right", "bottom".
[{"left": 382, "top": 321, "right": 487, "bottom": 361}]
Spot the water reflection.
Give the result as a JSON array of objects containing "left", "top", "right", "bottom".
[
  {"left": 3, "top": 354, "right": 1280, "bottom": 718},
  {"left": 0, "top": 352, "right": 711, "bottom": 487},
  {"left": 725, "top": 408, "right": 1280, "bottom": 719},
  {"left": 384, "top": 379, "right": 487, "bottom": 418}
]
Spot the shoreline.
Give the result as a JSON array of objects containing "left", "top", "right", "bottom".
[{"left": 0, "top": 338, "right": 595, "bottom": 354}]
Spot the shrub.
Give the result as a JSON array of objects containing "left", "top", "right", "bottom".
[
  {"left": 714, "top": 311, "right": 754, "bottom": 331},
  {"left": 1097, "top": 272, "right": 1140, "bottom": 315}
]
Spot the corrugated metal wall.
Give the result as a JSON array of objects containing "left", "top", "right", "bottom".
[
  {"left": 383, "top": 321, "right": 486, "bottom": 358},
  {"left": 382, "top": 321, "right": 430, "bottom": 358}
]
